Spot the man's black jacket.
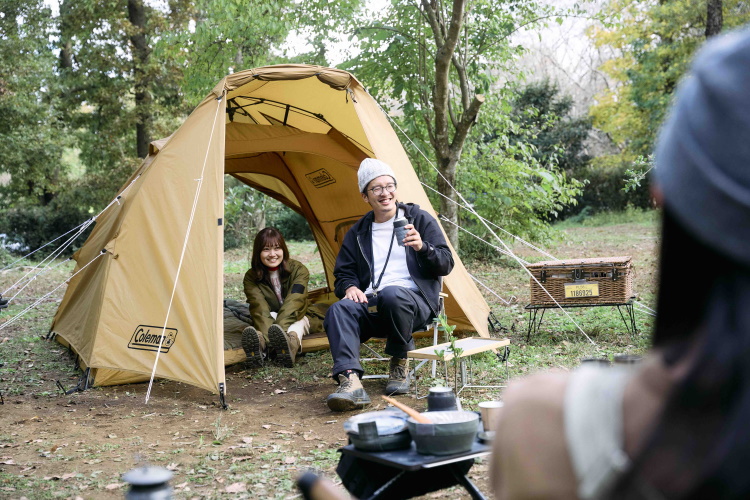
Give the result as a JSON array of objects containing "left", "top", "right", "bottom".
[{"left": 332, "top": 202, "right": 454, "bottom": 316}]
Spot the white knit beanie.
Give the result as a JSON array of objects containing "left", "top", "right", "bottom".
[{"left": 358, "top": 158, "right": 397, "bottom": 193}]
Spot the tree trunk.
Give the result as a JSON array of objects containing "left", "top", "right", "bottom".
[
  {"left": 128, "top": 0, "right": 152, "bottom": 158},
  {"left": 58, "top": 1, "right": 74, "bottom": 70},
  {"left": 437, "top": 156, "right": 459, "bottom": 247},
  {"left": 706, "top": 0, "right": 722, "bottom": 38}
]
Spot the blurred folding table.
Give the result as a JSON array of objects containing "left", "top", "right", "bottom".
[{"left": 336, "top": 439, "right": 491, "bottom": 500}]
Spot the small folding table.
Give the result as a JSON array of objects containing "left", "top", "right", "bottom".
[{"left": 336, "top": 440, "right": 491, "bottom": 500}]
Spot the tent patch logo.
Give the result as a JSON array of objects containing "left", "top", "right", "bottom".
[
  {"left": 128, "top": 325, "right": 178, "bottom": 353},
  {"left": 306, "top": 169, "right": 336, "bottom": 188}
]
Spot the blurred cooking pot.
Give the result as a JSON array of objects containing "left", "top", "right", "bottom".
[
  {"left": 407, "top": 410, "right": 479, "bottom": 456},
  {"left": 344, "top": 410, "right": 411, "bottom": 451}
]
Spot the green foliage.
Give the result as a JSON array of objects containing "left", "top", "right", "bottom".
[
  {"left": 434, "top": 313, "right": 464, "bottom": 390},
  {"left": 223, "top": 180, "right": 313, "bottom": 251},
  {"left": 0, "top": 201, "right": 92, "bottom": 257},
  {"left": 590, "top": 0, "right": 750, "bottom": 159},
  {"left": 344, "top": 1, "right": 585, "bottom": 247},
  {"left": 267, "top": 207, "right": 313, "bottom": 242},
  {"left": 451, "top": 95, "right": 583, "bottom": 260},
  {"left": 623, "top": 155, "right": 655, "bottom": 193},
  {"left": 175, "top": 0, "right": 293, "bottom": 105},
  {"left": 223, "top": 181, "right": 269, "bottom": 250},
  {"left": 567, "top": 156, "right": 653, "bottom": 217},
  {"left": 556, "top": 205, "right": 658, "bottom": 229},
  {"left": 509, "top": 79, "right": 592, "bottom": 175},
  {"left": 0, "top": 1, "right": 68, "bottom": 208}
]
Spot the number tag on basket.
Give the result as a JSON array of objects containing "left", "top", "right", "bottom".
[{"left": 565, "top": 282, "right": 599, "bottom": 298}]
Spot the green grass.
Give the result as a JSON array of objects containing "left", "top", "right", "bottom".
[{"left": 555, "top": 206, "right": 659, "bottom": 228}]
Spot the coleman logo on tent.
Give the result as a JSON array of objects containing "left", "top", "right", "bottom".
[
  {"left": 128, "top": 325, "right": 178, "bottom": 353},
  {"left": 306, "top": 168, "right": 336, "bottom": 188}
]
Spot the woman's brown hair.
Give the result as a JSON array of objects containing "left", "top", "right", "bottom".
[{"left": 250, "top": 227, "right": 290, "bottom": 282}]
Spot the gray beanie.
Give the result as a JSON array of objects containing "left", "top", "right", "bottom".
[
  {"left": 654, "top": 28, "right": 750, "bottom": 267},
  {"left": 358, "top": 158, "right": 397, "bottom": 193}
]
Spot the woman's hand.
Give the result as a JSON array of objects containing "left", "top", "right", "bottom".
[{"left": 344, "top": 286, "right": 368, "bottom": 303}]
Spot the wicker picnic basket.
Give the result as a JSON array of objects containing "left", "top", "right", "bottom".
[{"left": 526, "top": 256, "right": 634, "bottom": 306}]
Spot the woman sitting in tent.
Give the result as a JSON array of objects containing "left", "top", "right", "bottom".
[{"left": 242, "top": 227, "right": 324, "bottom": 368}]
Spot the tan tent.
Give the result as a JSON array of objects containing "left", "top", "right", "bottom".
[{"left": 50, "top": 65, "right": 491, "bottom": 396}]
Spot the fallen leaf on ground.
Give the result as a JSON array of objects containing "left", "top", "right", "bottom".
[
  {"left": 61, "top": 472, "right": 77, "bottom": 480},
  {"left": 0, "top": 459, "right": 15, "bottom": 465},
  {"left": 241, "top": 437, "right": 253, "bottom": 445},
  {"left": 231, "top": 456, "right": 253, "bottom": 463},
  {"left": 225, "top": 482, "right": 246, "bottom": 493},
  {"left": 273, "top": 389, "right": 287, "bottom": 394},
  {"left": 261, "top": 425, "right": 271, "bottom": 429},
  {"left": 166, "top": 463, "right": 179, "bottom": 471},
  {"left": 105, "top": 483, "right": 124, "bottom": 490},
  {"left": 284, "top": 456, "right": 296, "bottom": 464}
]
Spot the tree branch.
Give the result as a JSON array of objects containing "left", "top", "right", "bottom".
[{"left": 451, "top": 93, "right": 484, "bottom": 153}]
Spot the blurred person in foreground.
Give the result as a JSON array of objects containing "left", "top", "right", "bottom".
[{"left": 491, "top": 28, "right": 750, "bottom": 499}]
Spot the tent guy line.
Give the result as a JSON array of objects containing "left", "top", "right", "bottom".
[
  {"left": 0, "top": 220, "right": 89, "bottom": 275},
  {"left": 0, "top": 250, "right": 107, "bottom": 332},
  {"left": 6, "top": 258, "right": 73, "bottom": 305},
  {"left": 438, "top": 214, "right": 530, "bottom": 265},
  {"left": 144, "top": 94, "right": 225, "bottom": 405},
  {"left": 469, "top": 273, "right": 518, "bottom": 306},
  {"left": 1, "top": 175, "right": 142, "bottom": 298},
  {"left": 2, "top": 221, "right": 91, "bottom": 297},
  {"left": 422, "top": 182, "right": 559, "bottom": 262}
]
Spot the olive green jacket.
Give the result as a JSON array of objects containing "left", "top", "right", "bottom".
[{"left": 243, "top": 259, "right": 324, "bottom": 338}]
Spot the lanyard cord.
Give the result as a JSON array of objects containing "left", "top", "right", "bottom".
[{"left": 371, "top": 226, "right": 397, "bottom": 294}]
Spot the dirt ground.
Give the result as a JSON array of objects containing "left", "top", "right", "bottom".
[{"left": 1, "top": 359, "right": 493, "bottom": 499}]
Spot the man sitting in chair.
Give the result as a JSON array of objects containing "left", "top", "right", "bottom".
[{"left": 324, "top": 158, "right": 454, "bottom": 412}]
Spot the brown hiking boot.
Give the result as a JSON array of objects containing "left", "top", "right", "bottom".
[
  {"left": 385, "top": 357, "right": 410, "bottom": 395},
  {"left": 268, "top": 324, "right": 301, "bottom": 368},
  {"left": 242, "top": 326, "right": 265, "bottom": 367},
  {"left": 326, "top": 371, "right": 371, "bottom": 412}
]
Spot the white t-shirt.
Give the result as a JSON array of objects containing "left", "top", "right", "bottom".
[{"left": 365, "top": 211, "right": 418, "bottom": 295}]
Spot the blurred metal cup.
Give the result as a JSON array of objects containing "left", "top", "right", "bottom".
[
  {"left": 478, "top": 401, "right": 504, "bottom": 432},
  {"left": 427, "top": 386, "right": 457, "bottom": 412}
]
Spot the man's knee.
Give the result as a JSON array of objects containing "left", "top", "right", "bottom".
[
  {"left": 377, "top": 287, "right": 417, "bottom": 315},
  {"left": 324, "top": 299, "right": 362, "bottom": 327},
  {"left": 377, "top": 286, "right": 411, "bottom": 307}
]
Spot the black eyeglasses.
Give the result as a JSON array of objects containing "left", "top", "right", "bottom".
[{"left": 368, "top": 183, "right": 397, "bottom": 196}]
